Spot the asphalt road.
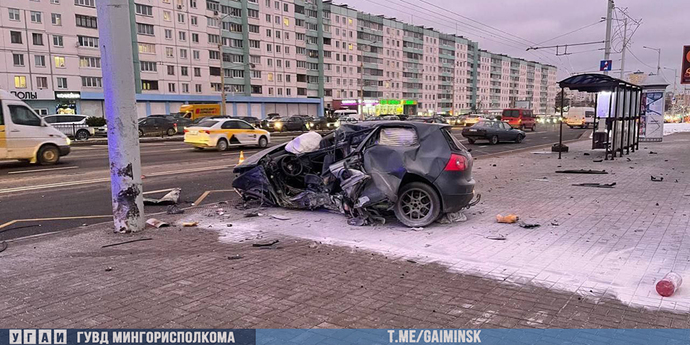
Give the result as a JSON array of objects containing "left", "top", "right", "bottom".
[{"left": 0, "top": 125, "right": 586, "bottom": 240}]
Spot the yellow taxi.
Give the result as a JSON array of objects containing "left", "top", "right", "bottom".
[
  {"left": 184, "top": 118, "right": 270, "bottom": 151},
  {"left": 461, "top": 114, "right": 483, "bottom": 126}
]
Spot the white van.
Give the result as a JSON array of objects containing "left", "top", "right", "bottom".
[
  {"left": 0, "top": 90, "right": 71, "bottom": 165},
  {"left": 565, "top": 107, "right": 595, "bottom": 129},
  {"left": 334, "top": 109, "right": 359, "bottom": 118}
]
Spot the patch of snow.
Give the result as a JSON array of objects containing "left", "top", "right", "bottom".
[{"left": 663, "top": 123, "right": 690, "bottom": 136}]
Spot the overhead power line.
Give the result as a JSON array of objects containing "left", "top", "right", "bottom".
[{"left": 536, "top": 19, "right": 606, "bottom": 45}]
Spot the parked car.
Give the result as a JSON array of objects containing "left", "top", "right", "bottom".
[
  {"left": 271, "top": 116, "right": 308, "bottom": 132},
  {"left": 502, "top": 108, "right": 537, "bottom": 131},
  {"left": 184, "top": 119, "right": 270, "bottom": 151},
  {"left": 1, "top": 89, "right": 71, "bottom": 165},
  {"left": 42, "top": 114, "right": 94, "bottom": 140},
  {"left": 149, "top": 114, "right": 193, "bottom": 133},
  {"left": 138, "top": 117, "right": 177, "bottom": 137},
  {"left": 461, "top": 120, "right": 525, "bottom": 145},
  {"left": 406, "top": 116, "right": 446, "bottom": 124},
  {"left": 233, "top": 121, "right": 477, "bottom": 227},
  {"left": 458, "top": 114, "right": 484, "bottom": 127}
]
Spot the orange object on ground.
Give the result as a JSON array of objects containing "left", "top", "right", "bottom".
[
  {"left": 238, "top": 151, "right": 245, "bottom": 165},
  {"left": 496, "top": 214, "right": 519, "bottom": 223}
]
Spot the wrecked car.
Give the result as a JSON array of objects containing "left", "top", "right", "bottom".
[{"left": 232, "top": 121, "right": 477, "bottom": 227}]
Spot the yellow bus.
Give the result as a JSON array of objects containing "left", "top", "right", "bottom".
[{"left": 179, "top": 104, "right": 221, "bottom": 120}]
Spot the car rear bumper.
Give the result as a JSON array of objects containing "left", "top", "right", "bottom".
[
  {"left": 434, "top": 175, "right": 475, "bottom": 213},
  {"left": 58, "top": 145, "right": 71, "bottom": 157}
]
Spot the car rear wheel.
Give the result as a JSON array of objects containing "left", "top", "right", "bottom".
[
  {"left": 75, "top": 129, "right": 90, "bottom": 141},
  {"left": 394, "top": 182, "right": 441, "bottom": 228},
  {"left": 258, "top": 136, "right": 268, "bottom": 148},
  {"left": 138, "top": 129, "right": 144, "bottom": 137},
  {"left": 167, "top": 128, "right": 176, "bottom": 136},
  {"left": 490, "top": 135, "right": 499, "bottom": 145},
  {"left": 515, "top": 134, "right": 524, "bottom": 143},
  {"left": 467, "top": 138, "right": 475, "bottom": 145},
  {"left": 531, "top": 125, "right": 536, "bottom": 132},
  {"left": 37, "top": 145, "right": 60, "bottom": 166},
  {"left": 216, "top": 138, "right": 229, "bottom": 151}
]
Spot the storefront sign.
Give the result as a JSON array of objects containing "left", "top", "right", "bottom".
[
  {"left": 55, "top": 91, "right": 81, "bottom": 100},
  {"left": 10, "top": 91, "right": 38, "bottom": 100},
  {"left": 9, "top": 89, "right": 55, "bottom": 101},
  {"left": 682, "top": 45, "right": 690, "bottom": 85}
]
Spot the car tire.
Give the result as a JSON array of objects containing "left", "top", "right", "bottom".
[
  {"left": 394, "top": 182, "right": 442, "bottom": 228},
  {"left": 258, "top": 136, "right": 268, "bottom": 148},
  {"left": 216, "top": 138, "right": 229, "bottom": 152},
  {"left": 490, "top": 135, "right": 499, "bottom": 145},
  {"left": 515, "top": 134, "right": 524, "bottom": 143},
  {"left": 280, "top": 126, "right": 286, "bottom": 133},
  {"left": 75, "top": 129, "right": 90, "bottom": 141},
  {"left": 467, "top": 138, "right": 475, "bottom": 145},
  {"left": 531, "top": 125, "right": 536, "bottom": 132},
  {"left": 138, "top": 129, "right": 144, "bottom": 137},
  {"left": 167, "top": 128, "right": 176, "bottom": 136},
  {"left": 37, "top": 145, "right": 60, "bottom": 166}
]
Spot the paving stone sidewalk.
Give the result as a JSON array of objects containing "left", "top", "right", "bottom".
[{"left": 1, "top": 134, "right": 690, "bottom": 330}]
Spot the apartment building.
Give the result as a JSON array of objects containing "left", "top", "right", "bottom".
[{"left": 0, "top": 0, "right": 556, "bottom": 118}]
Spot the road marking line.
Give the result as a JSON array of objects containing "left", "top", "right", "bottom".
[
  {"left": 168, "top": 148, "right": 192, "bottom": 151},
  {"left": 143, "top": 188, "right": 174, "bottom": 195},
  {"left": 141, "top": 143, "right": 168, "bottom": 147},
  {"left": 72, "top": 146, "right": 103, "bottom": 150},
  {"left": 193, "top": 189, "right": 236, "bottom": 206},
  {"left": 0, "top": 165, "right": 236, "bottom": 195},
  {"left": 0, "top": 215, "right": 112, "bottom": 230},
  {"left": 8, "top": 166, "right": 79, "bottom": 175}
]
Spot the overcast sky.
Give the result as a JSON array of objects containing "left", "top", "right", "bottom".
[{"left": 344, "top": 0, "right": 687, "bottom": 91}]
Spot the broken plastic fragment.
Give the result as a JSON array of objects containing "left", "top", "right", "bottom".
[
  {"left": 496, "top": 214, "right": 518, "bottom": 224},
  {"left": 143, "top": 188, "right": 181, "bottom": 205},
  {"left": 651, "top": 175, "right": 664, "bottom": 182},
  {"left": 517, "top": 220, "right": 540, "bottom": 229},
  {"left": 146, "top": 218, "right": 169, "bottom": 228},
  {"left": 166, "top": 205, "right": 184, "bottom": 215},
  {"left": 271, "top": 214, "right": 291, "bottom": 220},
  {"left": 182, "top": 221, "right": 198, "bottom": 227}
]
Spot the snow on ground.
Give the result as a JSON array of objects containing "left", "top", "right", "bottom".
[
  {"left": 664, "top": 123, "right": 690, "bottom": 136},
  {"left": 187, "top": 138, "right": 690, "bottom": 313}
]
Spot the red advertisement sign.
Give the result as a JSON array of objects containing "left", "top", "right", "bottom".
[{"left": 683, "top": 45, "right": 690, "bottom": 84}]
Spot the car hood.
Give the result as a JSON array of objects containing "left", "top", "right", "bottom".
[{"left": 233, "top": 143, "right": 287, "bottom": 172}]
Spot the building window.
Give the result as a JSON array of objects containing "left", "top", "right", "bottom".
[
  {"left": 36, "top": 77, "right": 48, "bottom": 89},
  {"left": 75, "top": 14, "right": 97, "bottom": 28},
  {"left": 248, "top": 9, "right": 259, "bottom": 18},
  {"left": 10, "top": 31, "right": 22, "bottom": 44},
  {"left": 53, "top": 35, "right": 63, "bottom": 47},
  {"left": 286, "top": 88, "right": 291, "bottom": 96},
  {"left": 191, "top": 15, "right": 198, "bottom": 25},
  {"left": 138, "top": 43, "right": 155, "bottom": 54},
  {"left": 251, "top": 85, "right": 262, "bottom": 94},
  {"left": 194, "top": 67, "right": 201, "bottom": 77},
  {"left": 209, "top": 50, "right": 220, "bottom": 60},
  {"left": 249, "top": 40, "right": 260, "bottom": 49},
  {"left": 167, "top": 65, "right": 175, "bottom": 75},
  {"left": 54, "top": 56, "right": 65, "bottom": 68},
  {"left": 179, "top": 31, "right": 186, "bottom": 41},
  {"left": 181, "top": 66, "right": 188, "bottom": 76},
  {"left": 165, "top": 47, "right": 174, "bottom": 58},
  {"left": 177, "top": 13, "right": 185, "bottom": 23},
  {"left": 140, "top": 61, "right": 157, "bottom": 72},
  {"left": 51, "top": 13, "right": 62, "bottom": 25},
  {"left": 195, "top": 84, "right": 202, "bottom": 93},
  {"left": 56, "top": 77, "right": 67, "bottom": 89},
  {"left": 13, "top": 54, "right": 24, "bottom": 67},
  {"left": 190, "top": 0, "right": 197, "bottom": 8},
  {"left": 168, "top": 83, "right": 176, "bottom": 93},
  {"left": 35, "top": 55, "right": 46, "bottom": 67},
  {"left": 163, "top": 11, "right": 171, "bottom": 21},
  {"left": 78, "top": 35, "right": 99, "bottom": 48},
  {"left": 137, "top": 23, "right": 155, "bottom": 36},
  {"left": 192, "top": 33, "right": 199, "bottom": 43},
  {"left": 9, "top": 8, "right": 20, "bottom": 21},
  {"left": 193, "top": 50, "right": 200, "bottom": 60},
  {"left": 30, "top": 11, "right": 42, "bottom": 23},
  {"left": 32, "top": 33, "right": 44, "bottom": 46},
  {"left": 14, "top": 76, "right": 27, "bottom": 88},
  {"left": 74, "top": 0, "right": 95, "bottom": 7},
  {"left": 81, "top": 76, "right": 102, "bottom": 88},
  {"left": 180, "top": 49, "right": 187, "bottom": 59},
  {"left": 142, "top": 80, "right": 159, "bottom": 90},
  {"left": 266, "top": 44, "right": 272, "bottom": 52},
  {"left": 182, "top": 83, "right": 189, "bottom": 93},
  {"left": 135, "top": 4, "right": 153, "bottom": 16},
  {"left": 79, "top": 56, "right": 100, "bottom": 68}
]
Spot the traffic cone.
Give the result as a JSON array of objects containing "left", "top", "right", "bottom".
[{"left": 238, "top": 151, "right": 245, "bottom": 165}]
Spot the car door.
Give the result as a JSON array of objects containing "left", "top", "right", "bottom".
[
  {"left": 236, "top": 120, "right": 258, "bottom": 144},
  {"left": 5, "top": 102, "right": 46, "bottom": 158},
  {"left": 220, "top": 120, "right": 241, "bottom": 144},
  {"left": 0, "top": 101, "right": 6, "bottom": 159},
  {"left": 498, "top": 122, "right": 515, "bottom": 140},
  {"left": 139, "top": 119, "right": 153, "bottom": 134}
]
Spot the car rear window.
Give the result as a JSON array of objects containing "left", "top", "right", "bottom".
[
  {"left": 502, "top": 110, "right": 519, "bottom": 118},
  {"left": 442, "top": 128, "right": 467, "bottom": 151},
  {"left": 195, "top": 121, "right": 218, "bottom": 128}
]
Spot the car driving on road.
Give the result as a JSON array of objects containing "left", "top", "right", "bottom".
[
  {"left": 149, "top": 114, "right": 193, "bottom": 133},
  {"left": 461, "top": 120, "right": 526, "bottom": 145},
  {"left": 42, "top": 114, "right": 94, "bottom": 141},
  {"left": 184, "top": 118, "right": 270, "bottom": 151},
  {"left": 138, "top": 117, "right": 178, "bottom": 137}
]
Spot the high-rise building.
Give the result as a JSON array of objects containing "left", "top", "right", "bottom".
[{"left": 0, "top": 0, "right": 557, "bottom": 118}]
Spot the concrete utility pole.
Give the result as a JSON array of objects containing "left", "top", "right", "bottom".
[
  {"left": 97, "top": 0, "right": 145, "bottom": 233},
  {"left": 603, "top": 0, "right": 614, "bottom": 75},
  {"left": 619, "top": 17, "right": 628, "bottom": 80},
  {"left": 217, "top": 14, "right": 228, "bottom": 116}
]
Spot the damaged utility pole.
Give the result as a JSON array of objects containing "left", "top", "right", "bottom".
[{"left": 97, "top": 0, "right": 145, "bottom": 233}]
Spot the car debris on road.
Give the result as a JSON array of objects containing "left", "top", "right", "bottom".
[
  {"left": 232, "top": 122, "right": 479, "bottom": 227},
  {"left": 143, "top": 188, "right": 181, "bottom": 205}
]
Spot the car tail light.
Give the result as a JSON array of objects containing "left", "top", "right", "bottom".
[
  {"left": 202, "top": 130, "right": 210, "bottom": 134},
  {"left": 183, "top": 129, "right": 189, "bottom": 133},
  {"left": 444, "top": 153, "right": 467, "bottom": 171}
]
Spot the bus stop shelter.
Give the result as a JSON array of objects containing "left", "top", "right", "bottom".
[{"left": 558, "top": 74, "right": 642, "bottom": 160}]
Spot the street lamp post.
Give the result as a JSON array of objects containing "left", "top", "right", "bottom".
[
  {"left": 643, "top": 46, "right": 661, "bottom": 75},
  {"left": 664, "top": 67, "right": 678, "bottom": 118},
  {"left": 216, "top": 13, "right": 230, "bottom": 116}
]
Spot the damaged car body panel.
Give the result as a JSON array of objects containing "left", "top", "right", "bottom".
[{"left": 232, "top": 122, "right": 476, "bottom": 227}]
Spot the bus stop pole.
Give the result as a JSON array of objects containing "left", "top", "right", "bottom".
[{"left": 558, "top": 88, "right": 564, "bottom": 159}]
